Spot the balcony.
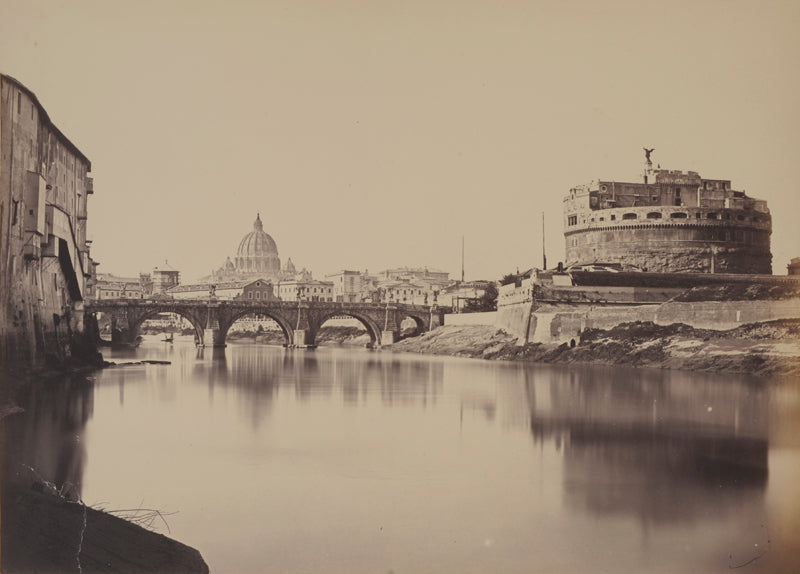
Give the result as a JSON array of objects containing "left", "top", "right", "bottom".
[{"left": 23, "top": 242, "right": 41, "bottom": 261}]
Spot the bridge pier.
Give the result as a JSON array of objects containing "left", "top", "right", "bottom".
[
  {"left": 201, "top": 302, "right": 226, "bottom": 347},
  {"left": 202, "top": 328, "right": 226, "bottom": 348},
  {"left": 292, "top": 329, "right": 316, "bottom": 349},
  {"left": 380, "top": 330, "right": 397, "bottom": 347},
  {"left": 430, "top": 306, "right": 443, "bottom": 329}
]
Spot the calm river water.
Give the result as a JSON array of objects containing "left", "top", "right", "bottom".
[{"left": 6, "top": 337, "right": 800, "bottom": 573}]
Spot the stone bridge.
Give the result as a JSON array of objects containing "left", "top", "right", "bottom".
[{"left": 85, "top": 299, "right": 443, "bottom": 348}]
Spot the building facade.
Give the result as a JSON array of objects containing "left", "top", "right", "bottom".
[
  {"left": 439, "top": 280, "right": 497, "bottom": 311},
  {"left": 563, "top": 163, "right": 772, "bottom": 274},
  {"left": 277, "top": 279, "right": 334, "bottom": 302},
  {"left": 95, "top": 273, "right": 144, "bottom": 299},
  {"left": 169, "top": 278, "right": 275, "bottom": 301},
  {"left": 0, "top": 74, "right": 97, "bottom": 365},
  {"left": 326, "top": 270, "right": 363, "bottom": 302},
  {"left": 788, "top": 258, "right": 800, "bottom": 276},
  {"left": 152, "top": 260, "right": 180, "bottom": 292}
]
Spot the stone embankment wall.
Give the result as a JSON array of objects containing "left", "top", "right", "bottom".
[
  {"left": 655, "top": 300, "right": 800, "bottom": 331},
  {"left": 494, "top": 280, "right": 800, "bottom": 346},
  {"left": 496, "top": 278, "right": 536, "bottom": 341},
  {"left": 443, "top": 311, "right": 498, "bottom": 327}
]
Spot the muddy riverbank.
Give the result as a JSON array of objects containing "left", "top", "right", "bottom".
[{"left": 392, "top": 319, "right": 800, "bottom": 378}]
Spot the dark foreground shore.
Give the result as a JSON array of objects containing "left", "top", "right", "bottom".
[
  {"left": 1, "top": 368, "right": 209, "bottom": 574},
  {"left": 1, "top": 484, "right": 209, "bottom": 574},
  {"left": 392, "top": 319, "right": 800, "bottom": 378}
]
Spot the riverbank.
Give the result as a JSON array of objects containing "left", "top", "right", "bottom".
[
  {"left": 1, "top": 483, "right": 209, "bottom": 573},
  {"left": 391, "top": 319, "right": 800, "bottom": 377},
  {"left": 0, "top": 365, "right": 210, "bottom": 574}
]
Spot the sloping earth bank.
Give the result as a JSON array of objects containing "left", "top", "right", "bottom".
[{"left": 392, "top": 319, "right": 800, "bottom": 378}]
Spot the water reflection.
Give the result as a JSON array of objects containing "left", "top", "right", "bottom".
[
  {"left": 527, "top": 365, "right": 768, "bottom": 525},
  {"left": 2, "top": 376, "right": 93, "bottom": 500},
  {"left": 6, "top": 341, "right": 796, "bottom": 574},
  {"left": 191, "top": 346, "right": 445, "bottom": 407}
]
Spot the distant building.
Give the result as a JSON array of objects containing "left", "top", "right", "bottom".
[
  {"left": 378, "top": 266, "right": 450, "bottom": 284},
  {"left": 277, "top": 279, "right": 334, "bottom": 302},
  {"left": 0, "top": 74, "right": 97, "bottom": 364},
  {"left": 152, "top": 261, "right": 180, "bottom": 292},
  {"left": 95, "top": 273, "right": 145, "bottom": 299},
  {"left": 788, "top": 258, "right": 800, "bottom": 275},
  {"left": 326, "top": 270, "right": 363, "bottom": 302},
  {"left": 241, "top": 279, "right": 276, "bottom": 301},
  {"left": 170, "top": 278, "right": 275, "bottom": 301},
  {"left": 563, "top": 155, "right": 772, "bottom": 274},
  {"left": 439, "top": 280, "right": 497, "bottom": 312},
  {"left": 93, "top": 272, "right": 155, "bottom": 300},
  {"left": 380, "top": 278, "right": 430, "bottom": 305}
]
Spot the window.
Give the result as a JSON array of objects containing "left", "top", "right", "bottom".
[
  {"left": 670, "top": 212, "right": 688, "bottom": 219},
  {"left": 17, "top": 92, "right": 21, "bottom": 114},
  {"left": 610, "top": 214, "right": 616, "bottom": 221},
  {"left": 568, "top": 215, "right": 577, "bottom": 226},
  {"left": 707, "top": 213, "right": 718, "bottom": 220},
  {"left": 255, "top": 291, "right": 260, "bottom": 299},
  {"left": 622, "top": 213, "right": 637, "bottom": 220}
]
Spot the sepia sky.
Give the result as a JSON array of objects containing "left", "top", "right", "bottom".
[{"left": 1, "top": 0, "right": 798, "bottom": 282}]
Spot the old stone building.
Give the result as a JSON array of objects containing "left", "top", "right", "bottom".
[
  {"left": 0, "top": 74, "right": 98, "bottom": 365},
  {"left": 563, "top": 160, "right": 772, "bottom": 274}
]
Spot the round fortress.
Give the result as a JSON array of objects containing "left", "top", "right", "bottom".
[{"left": 563, "top": 164, "right": 772, "bottom": 274}]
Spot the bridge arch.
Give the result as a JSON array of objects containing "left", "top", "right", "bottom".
[
  {"left": 217, "top": 308, "right": 294, "bottom": 347},
  {"left": 129, "top": 307, "right": 206, "bottom": 345},
  {"left": 396, "top": 310, "right": 427, "bottom": 340},
  {"left": 312, "top": 311, "right": 383, "bottom": 348}
]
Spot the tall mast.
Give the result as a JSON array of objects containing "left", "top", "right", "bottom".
[
  {"left": 461, "top": 235, "right": 465, "bottom": 283},
  {"left": 542, "top": 212, "right": 547, "bottom": 270}
]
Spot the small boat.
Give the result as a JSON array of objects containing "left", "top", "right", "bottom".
[{"left": 162, "top": 334, "right": 174, "bottom": 343}]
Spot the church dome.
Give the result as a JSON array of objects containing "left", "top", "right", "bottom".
[{"left": 235, "top": 214, "right": 281, "bottom": 275}]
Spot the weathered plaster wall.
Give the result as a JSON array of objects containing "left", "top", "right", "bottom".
[{"left": 443, "top": 311, "right": 497, "bottom": 327}]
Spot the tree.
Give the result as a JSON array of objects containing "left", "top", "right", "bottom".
[
  {"left": 499, "top": 273, "right": 518, "bottom": 286},
  {"left": 463, "top": 283, "right": 498, "bottom": 312}
]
